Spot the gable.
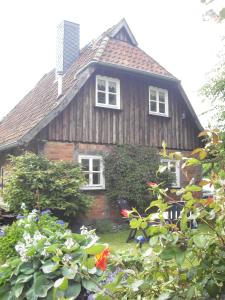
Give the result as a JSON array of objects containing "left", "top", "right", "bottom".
[
  {"left": 114, "top": 27, "right": 134, "bottom": 44},
  {"left": 36, "top": 68, "right": 201, "bottom": 150}
]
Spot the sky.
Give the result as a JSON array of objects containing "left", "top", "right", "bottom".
[{"left": 0, "top": 0, "right": 224, "bottom": 127}]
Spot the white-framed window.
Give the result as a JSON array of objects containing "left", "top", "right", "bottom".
[
  {"left": 161, "top": 159, "right": 180, "bottom": 188},
  {"left": 79, "top": 155, "right": 105, "bottom": 190},
  {"left": 96, "top": 75, "right": 120, "bottom": 109},
  {"left": 149, "top": 86, "right": 169, "bottom": 117}
]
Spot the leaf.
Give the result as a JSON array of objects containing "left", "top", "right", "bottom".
[
  {"left": 62, "top": 265, "right": 78, "bottom": 279},
  {"left": 185, "top": 185, "right": 202, "bottom": 192},
  {"left": 140, "top": 221, "right": 148, "bottom": 229},
  {"left": 15, "top": 274, "right": 33, "bottom": 284},
  {"left": 85, "top": 244, "right": 106, "bottom": 255},
  {"left": 95, "top": 295, "right": 111, "bottom": 300},
  {"left": 192, "top": 233, "right": 213, "bottom": 248},
  {"left": 33, "top": 273, "right": 53, "bottom": 297},
  {"left": 64, "top": 282, "right": 81, "bottom": 298},
  {"left": 54, "top": 277, "right": 68, "bottom": 291},
  {"left": 42, "top": 261, "right": 59, "bottom": 274},
  {"left": 158, "top": 292, "right": 171, "bottom": 300},
  {"left": 130, "top": 218, "right": 139, "bottom": 229},
  {"left": 19, "top": 262, "right": 35, "bottom": 275},
  {"left": 160, "top": 247, "right": 175, "bottom": 261},
  {"left": 83, "top": 257, "right": 95, "bottom": 270},
  {"left": 199, "top": 180, "right": 211, "bottom": 187},
  {"left": 82, "top": 279, "right": 99, "bottom": 292},
  {"left": 14, "top": 284, "right": 24, "bottom": 298}
]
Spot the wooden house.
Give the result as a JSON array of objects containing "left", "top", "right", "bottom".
[{"left": 0, "top": 19, "right": 202, "bottom": 220}]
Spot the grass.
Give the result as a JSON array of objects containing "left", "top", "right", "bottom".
[{"left": 98, "top": 229, "right": 148, "bottom": 252}]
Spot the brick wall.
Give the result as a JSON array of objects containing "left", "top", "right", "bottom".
[
  {"left": 40, "top": 142, "right": 202, "bottom": 221},
  {"left": 43, "top": 142, "right": 74, "bottom": 161}
]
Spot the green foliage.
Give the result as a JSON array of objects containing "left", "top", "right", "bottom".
[
  {"left": 3, "top": 152, "right": 91, "bottom": 217},
  {"left": 98, "top": 129, "right": 225, "bottom": 299},
  {"left": 104, "top": 145, "right": 174, "bottom": 211},
  {"left": 0, "top": 221, "right": 24, "bottom": 263},
  {"left": 92, "top": 219, "right": 115, "bottom": 234},
  {"left": 0, "top": 211, "right": 108, "bottom": 299}
]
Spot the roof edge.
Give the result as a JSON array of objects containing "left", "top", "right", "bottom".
[
  {"left": 93, "top": 60, "right": 179, "bottom": 82},
  {"left": 20, "top": 66, "right": 95, "bottom": 145},
  {"left": 0, "top": 141, "right": 19, "bottom": 152}
]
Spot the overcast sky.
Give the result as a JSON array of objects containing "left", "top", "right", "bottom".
[{"left": 0, "top": 0, "right": 224, "bottom": 126}]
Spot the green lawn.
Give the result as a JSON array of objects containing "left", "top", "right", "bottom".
[{"left": 99, "top": 229, "right": 148, "bottom": 252}]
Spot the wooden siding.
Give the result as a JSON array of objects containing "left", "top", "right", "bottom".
[{"left": 36, "top": 67, "right": 200, "bottom": 150}]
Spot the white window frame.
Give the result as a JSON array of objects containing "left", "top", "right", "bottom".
[
  {"left": 149, "top": 86, "right": 169, "bottom": 117},
  {"left": 96, "top": 75, "right": 120, "bottom": 109},
  {"left": 161, "top": 159, "right": 180, "bottom": 188},
  {"left": 78, "top": 155, "right": 105, "bottom": 190}
]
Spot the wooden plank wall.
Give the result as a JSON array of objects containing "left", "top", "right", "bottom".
[{"left": 36, "top": 67, "right": 200, "bottom": 150}]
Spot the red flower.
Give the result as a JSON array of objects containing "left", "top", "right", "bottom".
[
  {"left": 95, "top": 247, "right": 110, "bottom": 271},
  {"left": 148, "top": 182, "right": 158, "bottom": 188},
  {"left": 120, "top": 209, "right": 131, "bottom": 218}
]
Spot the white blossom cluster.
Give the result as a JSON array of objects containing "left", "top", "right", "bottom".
[
  {"left": 15, "top": 230, "right": 49, "bottom": 262},
  {"left": 80, "top": 225, "right": 99, "bottom": 247}
]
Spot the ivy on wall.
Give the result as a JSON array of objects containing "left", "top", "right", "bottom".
[{"left": 104, "top": 145, "right": 174, "bottom": 211}]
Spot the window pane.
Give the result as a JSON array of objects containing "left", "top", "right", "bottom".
[
  {"left": 109, "top": 93, "right": 117, "bottom": 105},
  {"left": 150, "top": 90, "right": 156, "bottom": 100},
  {"left": 93, "top": 173, "right": 100, "bottom": 185},
  {"left": 159, "top": 91, "right": 165, "bottom": 102},
  {"left": 150, "top": 101, "right": 157, "bottom": 112},
  {"left": 108, "top": 81, "right": 117, "bottom": 93},
  {"left": 81, "top": 159, "right": 89, "bottom": 171},
  {"left": 97, "top": 79, "right": 106, "bottom": 91},
  {"left": 98, "top": 92, "right": 106, "bottom": 104},
  {"left": 84, "top": 173, "right": 90, "bottom": 184},
  {"left": 93, "top": 159, "right": 100, "bottom": 171},
  {"left": 170, "top": 162, "right": 176, "bottom": 173},
  {"left": 159, "top": 103, "right": 165, "bottom": 113}
]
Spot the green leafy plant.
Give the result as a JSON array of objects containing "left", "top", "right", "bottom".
[
  {"left": 97, "top": 129, "right": 225, "bottom": 299},
  {"left": 0, "top": 210, "right": 110, "bottom": 299},
  {"left": 3, "top": 152, "right": 91, "bottom": 217},
  {"left": 104, "top": 144, "right": 174, "bottom": 211}
]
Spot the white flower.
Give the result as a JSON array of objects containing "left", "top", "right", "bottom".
[
  {"left": 23, "top": 232, "right": 32, "bottom": 245},
  {"left": 65, "top": 238, "right": 75, "bottom": 249},
  {"left": 15, "top": 242, "right": 28, "bottom": 261},
  {"left": 62, "top": 254, "right": 73, "bottom": 264},
  {"left": 33, "top": 231, "right": 45, "bottom": 241},
  {"left": 21, "top": 202, "right": 26, "bottom": 210}
]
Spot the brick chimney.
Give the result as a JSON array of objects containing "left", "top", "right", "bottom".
[{"left": 56, "top": 20, "right": 80, "bottom": 96}]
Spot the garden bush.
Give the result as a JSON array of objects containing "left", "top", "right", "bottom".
[
  {"left": 3, "top": 152, "right": 91, "bottom": 217},
  {"left": 0, "top": 209, "right": 109, "bottom": 299},
  {"left": 104, "top": 144, "right": 174, "bottom": 211}
]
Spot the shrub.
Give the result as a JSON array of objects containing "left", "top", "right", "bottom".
[
  {"left": 104, "top": 144, "right": 174, "bottom": 211},
  {"left": 3, "top": 152, "right": 91, "bottom": 217},
  {"left": 0, "top": 210, "right": 110, "bottom": 299}
]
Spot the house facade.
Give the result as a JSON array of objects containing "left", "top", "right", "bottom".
[{"left": 0, "top": 19, "right": 202, "bottom": 220}]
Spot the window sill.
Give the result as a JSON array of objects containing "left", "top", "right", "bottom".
[
  {"left": 80, "top": 186, "right": 105, "bottom": 191},
  {"left": 94, "top": 105, "right": 121, "bottom": 110},
  {"left": 149, "top": 112, "right": 170, "bottom": 118}
]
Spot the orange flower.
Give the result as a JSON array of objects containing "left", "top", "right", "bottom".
[
  {"left": 148, "top": 182, "right": 158, "bottom": 188},
  {"left": 120, "top": 209, "right": 131, "bottom": 218},
  {"left": 205, "top": 196, "right": 214, "bottom": 206},
  {"left": 95, "top": 247, "right": 110, "bottom": 271}
]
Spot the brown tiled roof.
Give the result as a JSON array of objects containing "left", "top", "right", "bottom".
[{"left": 0, "top": 21, "right": 177, "bottom": 149}]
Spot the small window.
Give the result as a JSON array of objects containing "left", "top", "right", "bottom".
[
  {"left": 161, "top": 159, "right": 180, "bottom": 188},
  {"left": 149, "top": 86, "right": 168, "bottom": 116},
  {"left": 79, "top": 155, "right": 105, "bottom": 190},
  {"left": 96, "top": 76, "right": 120, "bottom": 109}
]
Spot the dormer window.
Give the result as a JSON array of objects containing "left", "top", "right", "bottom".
[
  {"left": 149, "top": 86, "right": 168, "bottom": 117},
  {"left": 96, "top": 76, "right": 120, "bottom": 109}
]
